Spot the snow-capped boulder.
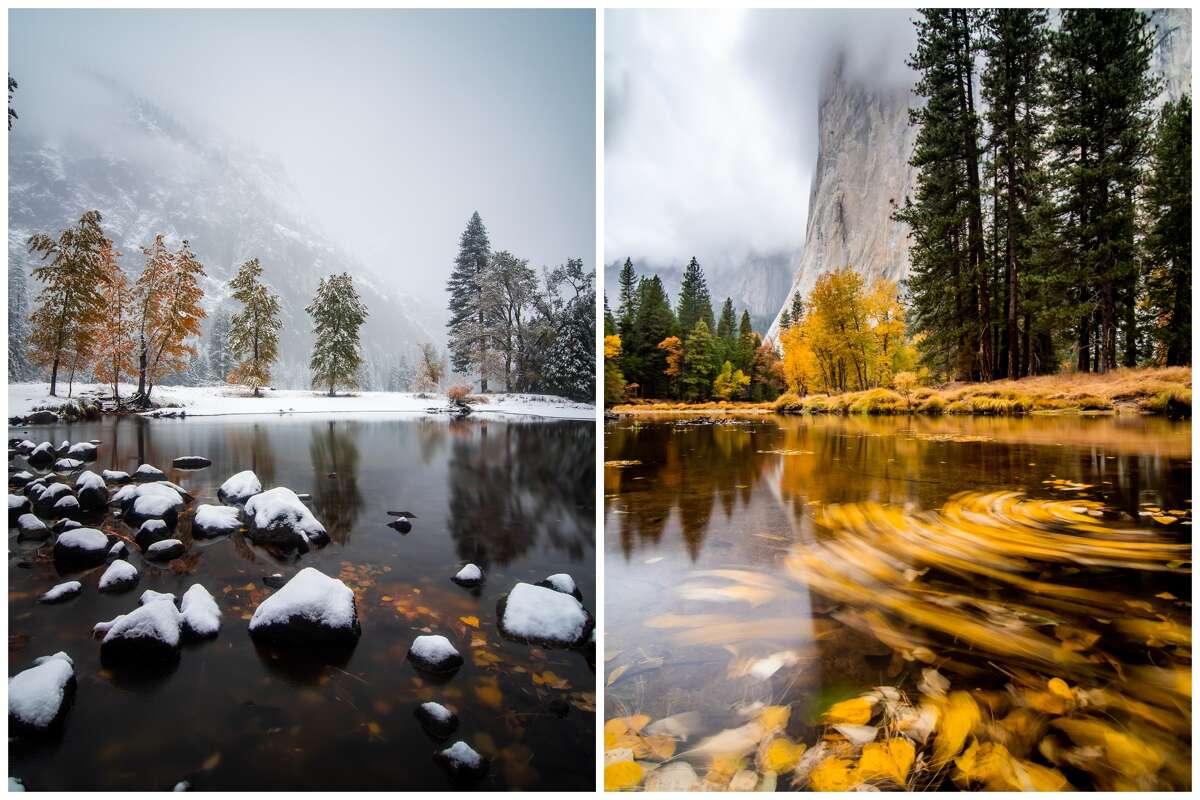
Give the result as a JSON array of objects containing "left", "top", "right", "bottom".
[
  {"left": 451, "top": 563, "right": 483, "bottom": 587},
  {"left": 180, "top": 585, "right": 220, "bottom": 639},
  {"left": 23, "top": 478, "right": 49, "bottom": 501},
  {"left": 217, "top": 470, "right": 261, "bottom": 505},
  {"left": 108, "top": 540, "right": 129, "bottom": 561},
  {"left": 9, "top": 493, "right": 31, "bottom": 523},
  {"left": 192, "top": 504, "right": 240, "bottom": 538},
  {"left": 407, "top": 635, "right": 463, "bottom": 675},
  {"left": 55, "top": 441, "right": 70, "bottom": 456},
  {"left": 113, "top": 482, "right": 186, "bottom": 528},
  {"left": 16, "top": 514, "right": 50, "bottom": 541},
  {"left": 243, "top": 487, "right": 328, "bottom": 551},
  {"left": 9, "top": 777, "right": 24, "bottom": 791},
  {"left": 9, "top": 652, "right": 75, "bottom": 736},
  {"left": 497, "top": 582, "right": 593, "bottom": 648},
  {"left": 32, "top": 483, "right": 73, "bottom": 516},
  {"left": 540, "top": 573, "right": 582, "bottom": 600},
  {"left": 52, "top": 458, "right": 83, "bottom": 473},
  {"left": 172, "top": 456, "right": 211, "bottom": 470},
  {"left": 95, "top": 595, "right": 182, "bottom": 667},
  {"left": 434, "top": 740, "right": 488, "bottom": 782},
  {"left": 140, "top": 589, "right": 176, "bottom": 606},
  {"left": 39, "top": 581, "right": 82, "bottom": 604},
  {"left": 415, "top": 701, "right": 458, "bottom": 738},
  {"left": 98, "top": 560, "right": 139, "bottom": 594},
  {"left": 75, "top": 471, "right": 108, "bottom": 512},
  {"left": 52, "top": 518, "right": 82, "bottom": 534},
  {"left": 25, "top": 443, "right": 54, "bottom": 470},
  {"left": 10, "top": 470, "right": 34, "bottom": 488},
  {"left": 146, "top": 539, "right": 186, "bottom": 561},
  {"left": 101, "top": 470, "right": 130, "bottom": 484},
  {"left": 135, "top": 519, "right": 172, "bottom": 550},
  {"left": 66, "top": 442, "right": 97, "bottom": 461},
  {"left": 132, "top": 464, "right": 166, "bottom": 482},
  {"left": 51, "top": 494, "right": 82, "bottom": 520},
  {"left": 248, "top": 567, "right": 360, "bottom": 648},
  {"left": 52, "top": 528, "right": 110, "bottom": 569},
  {"left": 14, "top": 440, "right": 36, "bottom": 454},
  {"left": 387, "top": 517, "right": 412, "bottom": 533}
]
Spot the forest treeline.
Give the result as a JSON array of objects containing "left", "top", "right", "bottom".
[{"left": 605, "top": 9, "right": 1190, "bottom": 406}]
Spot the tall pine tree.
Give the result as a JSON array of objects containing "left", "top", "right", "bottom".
[
  {"left": 307, "top": 273, "right": 369, "bottom": 396},
  {"left": 1143, "top": 94, "right": 1191, "bottom": 366},
  {"left": 676, "top": 257, "right": 714, "bottom": 334},
  {"left": 446, "top": 211, "right": 493, "bottom": 391},
  {"left": 228, "top": 258, "right": 283, "bottom": 396}
]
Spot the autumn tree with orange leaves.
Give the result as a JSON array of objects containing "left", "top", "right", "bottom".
[
  {"left": 131, "top": 235, "right": 207, "bottom": 406},
  {"left": 89, "top": 241, "right": 136, "bottom": 400}
]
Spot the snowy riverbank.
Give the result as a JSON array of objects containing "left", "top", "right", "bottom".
[{"left": 7, "top": 383, "right": 595, "bottom": 422}]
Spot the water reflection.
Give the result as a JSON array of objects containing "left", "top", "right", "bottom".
[{"left": 309, "top": 421, "right": 363, "bottom": 544}]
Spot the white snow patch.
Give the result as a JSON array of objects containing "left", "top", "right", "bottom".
[
  {"left": 410, "top": 634, "right": 460, "bottom": 664},
  {"left": 99, "top": 560, "right": 138, "bottom": 591},
  {"left": 219, "top": 470, "right": 261, "bottom": 503},
  {"left": 147, "top": 539, "right": 183, "bottom": 556},
  {"left": 95, "top": 599, "right": 182, "bottom": 647},
  {"left": 544, "top": 573, "right": 577, "bottom": 596},
  {"left": 133, "top": 464, "right": 166, "bottom": 480},
  {"left": 40, "top": 581, "right": 81, "bottom": 603},
  {"left": 75, "top": 471, "right": 105, "bottom": 491},
  {"left": 181, "top": 584, "right": 221, "bottom": 637},
  {"left": 193, "top": 504, "right": 240, "bottom": 533},
  {"left": 101, "top": 470, "right": 130, "bottom": 482},
  {"left": 140, "top": 589, "right": 177, "bottom": 606},
  {"left": 421, "top": 701, "right": 453, "bottom": 723},
  {"left": 439, "top": 741, "right": 483, "bottom": 770},
  {"left": 249, "top": 567, "right": 355, "bottom": 632},
  {"left": 501, "top": 582, "right": 589, "bottom": 645},
  {"left": 244, "top": 487, "right": 326, "bottom": 538},
  {"left": 8, "top": 652, "right": 74, "bottom": 729},
  {"left": 454, "top": 563, "right": 482, "bottom": 583},
  {"left": 55, "top": 528, "right": 108, "bottom": 553}
]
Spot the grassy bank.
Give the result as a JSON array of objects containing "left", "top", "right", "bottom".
[{"left": 611, "top": 366, "right": 1191, "bottom": 418}]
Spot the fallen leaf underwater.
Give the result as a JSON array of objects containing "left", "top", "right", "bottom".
[{"left": 604, "top": 490, "right": 1191, "bottom": 791}]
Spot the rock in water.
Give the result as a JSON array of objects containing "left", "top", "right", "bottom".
[
  {"left": 39, "top": 581, "right": 82, "bottom": 604},
  {"left": 132, "top": 464, "right": 166, "bottom": 482},
  {"left": 15, "top": 514, "right": 49, "bottom": 541},
  {"left": 434, "top": 741, "right": 488, "bottom": 782},
  {"left": 51, "top": 518, "right": 81, "bottom": 534},
  {"left": 113, "top": 482, "right": 186, "bottom": 528},
  {"left": 66, "top": 442, "right": 97, "bottom": 461},
  {"left": 497, "top": 582, "right": 593, "bottom": 648},
  {"left": 98, "top": 560, "right": 139, "bottom": 594},
  {"left": 172, "top": 456, "right": 211, "bottom": 470},
  {"left": 53, "top": 528, "right": 110, "bottom": 569},
  {"left": 32, "top": 483, "right": 72, "bottom": 516},
  {"left": 243, "top": 487, "right": 328, "bottom": 550},
  {"left": 51, "top": 494, "right": 82, "bottom": 520},
  {"left": 10, "top": 470, "right": 34, "bottom": 488},
  {"left": 136, "top": 519, "right": 172, "bottom": 550},
  {"left": 9, "top": 777, "right": 25, "bottom": 791},
  {"left": 95, "top": 595, "right": 182, "bottom": 667},
  {"left": 180, "top": 584, "right": 220, "bottom": 639},
  {"left": 52, "top": 458, "right": 83, "bottom": 473},
  {"left": 74, "top": 471, "right": 108, "bottom": 512},
  {"left": 192, "top": 504, "right": 241, "bottom": 538},
  {"left": 101, "top": 469, "right": 130, "bottom": 484},
  {"left": 407, "top": 635, "right": 463, "bottom": 675},
  {"left": 9, "top": 652, "right": 75, "bottom": 736},
  {"left": 540, "top": 572, "right": 582, "bottom": 600},
  {"left": 415, "top": 701, "right": 458, "bottom": 738},
  {"left": 107, "top": 541, "right": 130, "bottom": 561},
  {"left": 387, "top": 517, "right": 412, "bottom": 533},
  {"left": 9, "top": 493, "right": 31, "bottom": 523},
  {"left": 25, "top": 443, "right": 54, "bottom": 470},
  {"left": 217, "top": 470, "right": 262, "bottom": 505},
  {"left": 248, "top": 567, "right": 360, "bottom": 648},
  {"left": 451, "top": 563, "right": 483, "bottom": 587},
  {"left": 146, "top": 539, "right": 186, "bottom": 562}
]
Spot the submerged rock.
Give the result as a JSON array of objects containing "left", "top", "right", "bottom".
[
  {"left": 39, "top": 581, "right": 82, "bottom": 604},
  {"left": 217, "top": 470, "right": 261, "bottom": 505},
  {"left": 415, "top": 701, "right": 458, "bottom": 738},
  {"left": 180, "top": 584, "right": 220, "bottom": 639},
  {"left": 451, "top": 563, "right": 483, "bottom": 587},
  {"left": 146, "top": 539, "right": 186, "bottom": 561},
  {"left": 243, "top": 487, "right": 328, "bottom": 551},
  {"left": 132, "top": 464, "right": 166, "bottom": 482},
  {"left": 407, "top": 635, "right": 463, "bottom": 675},
  {"left": 98, "top": 560, "right": 139, "bottom": 594},
  {"left": 248, "top": 567, "right": 360, "bottom": 648},
  {"left": 16, "top": 514, "right": 50, "bottom": 541},
  {"left": 53, "top": 528, "right": 110, "bottom": 569},
  {"left": 75, "top": 471, "right": 109, "bottom": 512},
  {"left": 95, "top": 595, "right": 182, "bottom": 667},
  {"left": 387, "top": 517, "right": 412, "bottom": 534},
  {"left": 172, "top": 456, "right": 211, "bottom": 470},
  {"left": 192, "top": 504, "right": 240, "bottom": 538},
  {"left": 497, "top": 582, "right": 593, "bottom": 648},
  {"left": 434, "top": 741, "right": 488, "bottom": 782},
  {"left": 9, "top": 652, "right": 75, "bottom": 736}
]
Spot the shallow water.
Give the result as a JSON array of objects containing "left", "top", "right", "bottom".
[
  {"left": 10, "top": 414, "right": 595, "bottom": 790},
  {"left": 604, "top": 413, "right": 1191, "bottom": 790}
]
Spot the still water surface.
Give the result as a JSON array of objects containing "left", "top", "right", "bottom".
[
  {"left": 10, "top": 414, "right": 595, "bottom": 790},
  {"left": 605, "top": 413, "right": 1190, "bottom": 790}
]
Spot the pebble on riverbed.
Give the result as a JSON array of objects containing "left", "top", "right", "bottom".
[
  {"left": 414, "top": 701, "right": 458, "bottom": 738},
  {"left": 107, "top": 541, "right": 129, "bottom": 561},
  {"left": 10, "top": 471, "right": 34, "bottom": 488},
  {"left": 9, "top": 494, "right": 31, "bottom": 523},
  {"left": 114, "top": 482, "right": 187, "bottom": 529},
  {"left": 248, "top": 567, "right": 360, "bottom": 648},
  {"left": 33, "top": 483, "right": 72, "bottom": 516},
  {"left": 51, "top": 494, "right": 83, "bottom": 520},
  {"left": 39, "top": 581, "right": 82, "bottom": 604},
  {"left": 434, "top": 740, "right": 488, "bottom": 782},
  {"left": 8, "top": 652, "right": 75, "bottom": 737},
  {"left": 101, "top": 470, "right": 130, "bottom": 484},
  {"left": 53, "top": 458, "right": 84, "bottom": 473},
  {"left": 407, "top": 634, "right": 463, "bottom": 675},
  {"left": 451, "top": 563, "right": 483, "bottom": 587},
  {"left": 66, "top": 442, "right": 97, "bottom": 461},
  {"left": 25, "top": 443, "right": 55, "bottom": 470},
  {"left": 98, "top": 560, "right": 139, "bottom": 594},
  {"left": 497, "top": 582, "right": 593, "bottom": 648}
]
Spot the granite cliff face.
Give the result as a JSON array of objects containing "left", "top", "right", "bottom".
[{"left": 767, "top": 11, "right": 1191, "bottom": 345}]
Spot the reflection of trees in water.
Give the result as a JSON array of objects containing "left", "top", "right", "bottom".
[
  {"left": 605, "top": 423, "right": 767, "bottom": 560},
  {"left": 412, "top": 418, "right": 448, "bottom": 466},
  {"left": 447, "top": 419, "right": 593, "bottom": 568},
  {"left": 309, "top": 421, "right": 363, "bottom": 545},
  {"left": 218, "top": 423, "right": 277, "bottom": 489}
]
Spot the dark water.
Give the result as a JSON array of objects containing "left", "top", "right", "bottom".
[
  {"left": 604, "top": 413, "right": 1191, "bottom": 790},
  {"left": 10, "top": 414, "right": 595, "bottom": 791}
]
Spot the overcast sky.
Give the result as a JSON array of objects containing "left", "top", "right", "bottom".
[
  {"left": 9, "top": 9, "right": 596, "bottom": 302},
  {"left": 605, "top": 8, "right": 915, "bottom": 271}
]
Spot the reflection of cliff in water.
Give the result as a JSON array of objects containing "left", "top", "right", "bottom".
[
  {"left": 447, "top": 419, "right": 594, "bottom": 568},
  {"left": 308, "top": 420, "right": 362, "bottom": 545}
]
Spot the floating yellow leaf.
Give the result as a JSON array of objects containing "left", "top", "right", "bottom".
[
  {"left": 1152, "top": 515, "right": 1177, "bottom": 525},
  {"left": 933, "top": 691, "right": 980, "bottom": 765},
  {"left": 531, "top": 670, "right": 570, "bottom": 690},
  {"left": 705, "top": 753, "right": 742, "bottom": 786},
  {"left": 859, "top": 737, "right": 915, "bottom": 786},
  {"left": 808, "top": 756, "right": 857, "bottom": 791},
  {"left": 607, "top": 664, "right": 629, "bottom": 686},
  {"left": 474, "top": 683, "right": 502, "bottom": 709},
  {"left": 822, "top": 696, "right": 873, "bottom": 726},
  {"left": 459, "top": 615, "right": 480, "bottom": 628},
  {"left": 638, "top": 734, "right": 677, "bottom": 761},
  {"left": 759, "top": 737, "right": 805, "bottom": 773},
  {"left": 1047, "top": 677, "right": 1072, "bottom": 699},
  {"left": 606, "top": 714, "right": 650, "bottom": 736},
  {"left": 604, "top": 760, "right": 643, "bottom": 791},
  {"left": 757, "top": 705, "right": 791, "bottom": 734}
]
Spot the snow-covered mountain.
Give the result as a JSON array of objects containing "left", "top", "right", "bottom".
[{"left": 8, "top": 73, "right": 444, "bottom": 388}]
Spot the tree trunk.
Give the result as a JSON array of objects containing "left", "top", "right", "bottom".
[
  {"left": 1077, "top": 315, "right": 1090, "bottom": 373},
  {"left": 956, "top": 9, "right": 990, "bottom": 381},
  {"left": 49, "top": 354, "right": 60, "bottom": 397}
]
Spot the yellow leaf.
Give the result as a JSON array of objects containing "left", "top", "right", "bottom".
[
  {"left": 933, "top": 691, "right": 980, "bottom": 765},
  {"left": 822, "top": 696, "right": 873, "bottom": 726},
  {"left": 705, "top": 753, "right": 742, "bottom": 785},
  {"left": 809, "top": 756, "right": 857, "bottom": 791},
  {"left": 859, "top": 738, "right": 915, "bottom": 786},
  {"left": 1152, "top": 515, "right": 1177, "bottom": 525},
  {"left": 459, "top": 615, "right": 480, "bottom": 628},
  {"left": 607, "top": 664, "right": 629, "bottom": 686},
  {"left": 604, "top": 760, "right": 643, "bottom": 791},
  {"left": 638, "top": 734, "right": 677, "bottom": 761},
  {"left": 759, "top": 737, "right": 805, "bottom": 773},
  {"left": 474, "top": 684, "right": 502, "bottom": 709},
  {"left": 1047, "top": 677, "right": 1072, "bottom": 699},
  {"left": 606, "top": 714, "right": 650, "bottom": 736},
  {"left": 757, "top": 705, "right": 791, "bottom": 733}
]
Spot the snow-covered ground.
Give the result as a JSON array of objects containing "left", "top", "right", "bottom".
[{"left": 7, "top": 383, "right": 595, "bottom": 421}]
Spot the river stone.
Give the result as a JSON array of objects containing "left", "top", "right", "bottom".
[
  {"left": 51, "top": 494, "right": 83, "bottom": 521},
  {"left": 172, "top": 456, "right": 211, "bottom": 470},
  {"left": 52, "top": 518, "right": 82, "bottom": 534},
  {"left": 434, "top": 741, "right": 488, "bottom": 782},
  {"left": 414, "top": 701, "right": 458, "bottom": 738},
  {"left": 407, "top": 635, "right": 463, "bottom": 675},
  {"left": 451, "top": 563, "right": 483, "bottom": 587},
  {"left": 95, "top": 596, "right": 182, "bottom": 668},
  {"left": 497, "top": 582, "right": 593, "bottom": 648},
  {"left": 25, "top": 443, "right": 55, "bottom": 470},
  {"left": 217, "top": 470, "right": 261, "bottom": 505},
  {"left": 248, "top": 567, "right": 360, "bottom": 648},
  {"left": 10, "top": 471, "right": 34, "bottom": 488},
  {"left": 98, "top": 560, "right": 139, "bottom": 594},
  {"left": 132, "top": 464, "right": 166, "bottom": 482},
  {"left": 52, "top": 528, "right": 110, "bottom": 569},
  {"left": 39, "top": 581, "right": 82, "bottom": 604},
  {"left": 75, "top": 472, "right": 108, "bottom": 512},
  {"left": 8, "top": 653, "right": 75, "bottom": 737},
  {"left": 16, "top": 514, "right": 50, "bottom": 541},
  {"left": 146, "top": 539, "right": 186, "bottom": 562},
  {"left": 9, "top": 493, "right": 31, "bottom": 523},
  {"left": 33, "top": 484, "right": 73, "bottom": 516},
  {"left": 136, "top": 519, "right": 172, "bottom": 550},
  {"left": 66, "top": 442, "right": 98, "bottom": 461},
  {"left": 101, "top": 470, "right": 130, "bottom": 484}
]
